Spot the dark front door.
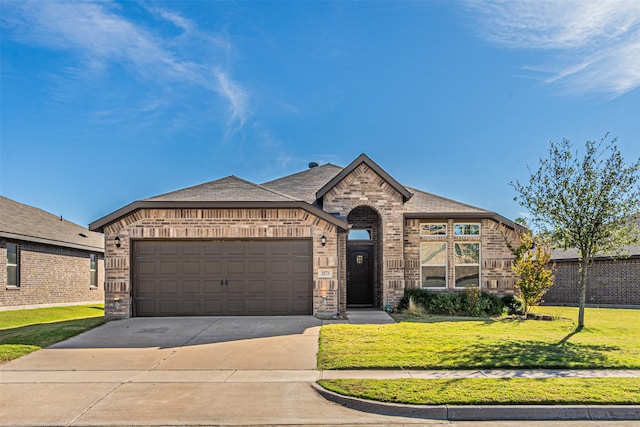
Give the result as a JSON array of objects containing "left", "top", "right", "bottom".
[{"left": 346, "top": 244, "right": 374, "bottom": 306}]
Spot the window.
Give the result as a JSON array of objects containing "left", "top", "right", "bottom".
[
  {"left": 454, "top": 223, "right": 480, "bottom": 236},
  {"left": 454, "top": 242, "right": 480, "bottom": 288},
  {"left": 420, "top": 241, "right": 447, "bottom": 288},
  {"left": 420, "top": 223, "right": 447, "bottom": 237},
  {"left": 6, "top": 242, "right": 19, "bottom": 287},
  {"left": 90, "top": 253, "right": 98, "bottom": 288},
  {"left": 348, "top": 229, "right": 372, "bottom": 240}
]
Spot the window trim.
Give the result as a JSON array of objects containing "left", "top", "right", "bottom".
[
  {"left": 453, "top": 241, "right": 481, "bottom": 288},
  {"left": 420, "top": 241, "right": 448, "bottom": 289},
  {"left": 454, "top": 223, "right": 481, "bottom": 236},
  {"left": 420, "top": 222, "right": 447, "bottom": 237},
  {"left": 6, "top": 242, "right": 20, "bottom": 288}
]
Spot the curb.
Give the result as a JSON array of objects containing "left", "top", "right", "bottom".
[{"left": 311, "top": 383, "right": 640, "bottom": 421}]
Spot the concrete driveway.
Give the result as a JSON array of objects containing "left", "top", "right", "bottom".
[{"left": 0, "top": 316, "right": 431, "bottom": 426}]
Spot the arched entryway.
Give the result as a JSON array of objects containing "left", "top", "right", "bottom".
[{"left": 346, "top": 206, "right": 382, "bottom": 308}]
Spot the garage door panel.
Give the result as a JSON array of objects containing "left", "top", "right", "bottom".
[
  {"left": 159, "top": 281, "right": 178, "bottom": 294},
  {"left": 204, "top": 261, "right": 222, "bottom": 274},
  {"left": 160, "top": 262, "right": 177, "bottom": 275},
  {"left": 248, "top": 280, "right": 266, "bottom": 293},
  {"left": 183, "top": 280, "right": 201, "bottom": 294},
  {"left": 227, "top": 260, "right": 245, "bottom": 274},
  {"left": 159, "top": 300, "right": 178, "bottom": 314},
  {"left": 133, "top": 239, "right": 312, "bottom": 316},
  {"left": 271, "top": 260, "right": 288, "bottom": 274},
  {"left": 183, "top": 261, "right": 201, "bottom": 274},
  {"left": 204, "top": 280, "right": 222, "bottom": 293}
]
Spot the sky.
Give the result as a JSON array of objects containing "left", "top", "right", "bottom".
[{"left": 1, "top": 0, "right": 639, "bottom": 228}]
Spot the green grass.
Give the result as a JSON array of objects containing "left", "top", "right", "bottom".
[
  {"left": 318, "top": 378, "right": 640, "bottom": 405},
  {"left": 318, "top": 306, "right": 640, "bottom": 370},
  {"left": 0, "top": 305, "right": 105, "bottom": 364}
]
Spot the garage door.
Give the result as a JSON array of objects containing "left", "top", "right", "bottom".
[{"left": 133, "top": 240, "right": 312, "bottom": 316}]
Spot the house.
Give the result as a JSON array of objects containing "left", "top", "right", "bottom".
[
  {"left": 1, "top": 196, "right": 105, "bottom": 310},
  {"left": 89, "top": 154, "right": 521, "bottom": 318},
  {"left": 546, "top": 243, "right": 640, "bottom": 307}
]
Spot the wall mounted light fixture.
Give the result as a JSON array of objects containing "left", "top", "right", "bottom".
[
  {"left": 321, "top": 296, "right": 328, "bottom": 305},
  {"left": 320, "top": 234, "right": 327, "bottom": 247},
  {"left": 114, "top": 236, "right": 121, "bottom": 248}
]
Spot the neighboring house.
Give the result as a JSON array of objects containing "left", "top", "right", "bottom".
[
  {"left": 547, "top": 244, "right": 640, "bottom": 307},
  {"left": 90, "top": 154, "right": 521, "bottom": 319},
  {"left": 0, "top": 196, "right": 105, "bottom": 310}
]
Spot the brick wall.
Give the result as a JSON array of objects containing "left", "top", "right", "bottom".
[
  {"left": 545, "top": 257, "right": 640, "bottom": 306},
  {"left": 102, "top": 208, "right": 339, "bottom": 319},
  {"left": 0, "top": 239, "right": 105, "bottom": 309}
]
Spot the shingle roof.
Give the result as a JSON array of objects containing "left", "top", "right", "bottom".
[
  {"left": 0, "top": 196, "right": 104, "bottom": 252},
  {"left": 145, "top": 176, "right": 300, "bottom": 202},
  {"left": 261, "top": 164, "right": 343, "bottom": 204},
  {"left": 552, "top": 244, "right": 640, "bottom": 261},
  {"left": 403, "top": 187, "right": 488, "bottom": 214}
]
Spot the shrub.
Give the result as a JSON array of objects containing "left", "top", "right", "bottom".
[
  {"left": 502, "top": 294, "right": 525, "bottom": 315},
  {"left": 400, "top": 289, "right": 504, "bottom": 317},
  {"left": 403, "top": 296, "right": 426, "bottom": 317}
]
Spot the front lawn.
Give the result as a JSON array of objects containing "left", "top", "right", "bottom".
[
  {"left": 0, "top": 305, "right": 106, "bottom": 364},
  {"left": 318, "top": 377, "right": 640, "bottom": 405},
  {"left": 318, "top": 306, "right": 640, "bottom": 369}
]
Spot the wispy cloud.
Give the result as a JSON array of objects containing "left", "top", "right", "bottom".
[
  {"left": 463, "top": 0, "right": 640, "bottom": 98},
  {"left": 1, "top": 0, "right": 248, "bottom": 135}
]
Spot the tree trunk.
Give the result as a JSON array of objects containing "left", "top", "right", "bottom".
[{"left": 578, "top": 258, "right": 589, "bottom": 328}]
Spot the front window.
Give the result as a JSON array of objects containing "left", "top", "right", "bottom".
[
  {"left": 454, "top": 242, "right": 480, "bottom": 287},
  {"left": 454, "top": 223, "right": 480, "bottom": 236},
  {"left": 90, "top": 253, "right": 98, "bottom": 288},
  {"left": 421, "top": 223, "right": 447, "bottom": 237},
  {"left": 6, "top": 242, "right": 19, "bottom": 287},
  {"left": 420, "top": 242, "right": 447, "bottom": 288}
]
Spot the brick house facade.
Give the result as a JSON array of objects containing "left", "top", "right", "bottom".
[
  {"left": 1, "top": 196, "right": 105, "bottom": 310},
  {"left": 90, "top": 154, "right": 520, "bottom": 319}
]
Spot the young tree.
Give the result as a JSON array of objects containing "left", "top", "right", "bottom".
[
  {"left": 502, "top": 227, "right": 555, "bottom": 314},
  {"left": 512, "top": 135, "right": 640, "bottom": 327}
]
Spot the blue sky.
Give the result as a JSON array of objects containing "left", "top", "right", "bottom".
[{"left": 1, "top": 0, "right": 639, "bottom": 228}]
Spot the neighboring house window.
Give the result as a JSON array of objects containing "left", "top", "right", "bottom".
[
  {"left": 454, "top": 223, "right": 480, "bottom": 236},
  {"left": 420, "top": 242, "right": 447, "bottom": 288},
  {"left": 454, "top": 242, "right": 480, "bottom": 288},
  {"left": 6, "top": 242, "right": 19, "bottom": 287},
  {"left": 421, "top": 223, "right": 447, "bottom": 236},
  {"left": 89, "top": 253, "right": 98, "bottom": 288}
]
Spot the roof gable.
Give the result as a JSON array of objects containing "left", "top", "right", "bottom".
[
  {"left": 0, "top": 196, "right": 103, "bottom": 252},
  {"left": 315, "top": 153, "right": 412, "bottom": 202}
]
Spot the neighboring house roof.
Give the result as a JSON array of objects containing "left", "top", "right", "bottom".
[
  {"left": 0, "top": 195, "right": 104, "bottom": 252},
  {"left": 262, "top": 164, "right": 343, "bottom": 204},
  {"left": 551, "top": 245, "right": 640, "bottom": 261},
  {"left": 316, "top": 153, "right": 413, "bottom": 202}
]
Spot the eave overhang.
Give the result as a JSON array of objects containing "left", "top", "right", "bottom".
[
  {"left": 89, "top": 200, "right": 349, "bottom": 233},
  {"left": 0, "top": 231, "right": 104, "bottom": 253}
]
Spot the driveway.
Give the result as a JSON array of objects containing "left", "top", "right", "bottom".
[{"left": 0, "top": 316, "right": 432, "bottom": 426}]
